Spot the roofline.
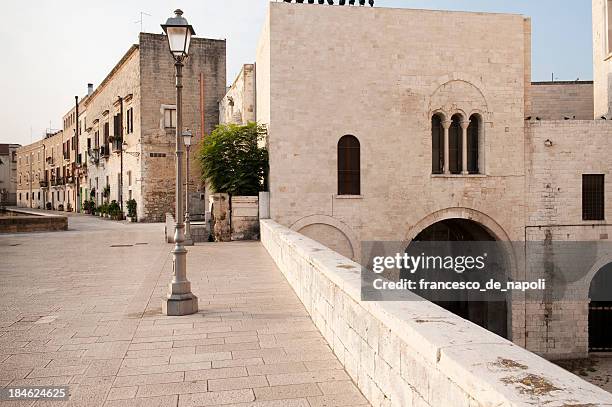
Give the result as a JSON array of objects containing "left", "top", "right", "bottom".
[
  {"left": 270, "top": 1, "right": 528, "bottom": 19},
  {"left": 84, "top": 44, "right": 140, "bottom": 106},
  {"left": 532, "top": 81, "right": 593, "bottom": 85}
]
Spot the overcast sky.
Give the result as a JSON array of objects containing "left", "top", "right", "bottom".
[{"left": 0, "top": 0, "right": 592, "bottom": 146}]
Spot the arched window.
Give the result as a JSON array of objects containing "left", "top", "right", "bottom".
[
  {"left": 431, "top": 114, "right": 444, "bottom": 174},
  {"left": 338, "top": 135, "right": 360, "bottom": 195},
  {"left": 449, "top": 114, "right": 463, "bottom": 174},
  {"left": 468, "top": 114, "right": 480, "bottom": 174}
]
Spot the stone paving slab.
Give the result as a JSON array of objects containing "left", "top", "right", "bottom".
[{"left": 0, "top": 216, "right": 369, "bottom": 406}]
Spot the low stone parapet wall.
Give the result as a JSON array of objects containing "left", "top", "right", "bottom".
[
  {"left": 0, "top": 210, "right": 67, "bottom": 233},
  {"left": 260, "top": 219, "right": 612, "bottom": 407}
]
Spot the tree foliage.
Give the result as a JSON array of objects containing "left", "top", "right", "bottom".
[{"left": 198, "top": 122, "right": 268, "bottom": 196}]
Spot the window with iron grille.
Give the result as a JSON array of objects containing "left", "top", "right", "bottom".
[
  {"left": 583, "top": 174, "right": 605, "bottom": 221},
  {"left": 338, "top": 135, "right": 360, "bottom": 195}
]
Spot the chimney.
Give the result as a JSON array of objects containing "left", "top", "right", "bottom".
[{"left": 87, "top": 83, "right": 93, "bottom": 96}]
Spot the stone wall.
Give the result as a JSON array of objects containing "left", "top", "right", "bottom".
[
  {"left": 261, "top": 219, "right": 612, "bottom": 407},
  {"left": 220, "top": 64, "right": 256, "bottom": 125},
  {"left": 139, "top": 33, "right": 226, "bottom": 222},
  {"left": 257, "top": 2, "right": 529, "bottom": 257},
  {"left": 525, "top": 120, "right": 612, "bottom": 358},
  {"left": 0, "top": 210, "right": 67, "bottom": 233},
  {"left": 530, "top": 82, "right": 594, "bottom": 120},
  {"left": 231, "top": 196, "right": 259, "bottom": 240}
]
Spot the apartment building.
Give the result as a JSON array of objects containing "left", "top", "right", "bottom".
[
  {"left": 0, "top": 144, "right": 20, "bottom": 206},
  {"left": 17, "top": 32, "right": 226, "bottom": 222}
]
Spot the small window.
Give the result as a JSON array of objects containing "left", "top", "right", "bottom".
[
  {"left": 164, "top": 108, "right": 177, "bottom": 128},
  {"left": 127, "top": 171, "right": 132, "bottom": 187},
  {"left": 583, "top": 174, "right": 605, "bottom": 220},
  {"left": 127, "top": 108, "right": 134, "bottom": 134},
  {"left": 338, "top": 135, "right": 360, "bottom": 196},
  {"left": 431, "top": 114, "right": 444, "bottom": 174},
  {"left": 449, "top": 114, "right": 463, "bottom": 174}
]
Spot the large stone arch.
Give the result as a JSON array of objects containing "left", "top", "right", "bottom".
[
  {"left": 405, "top": 207, "right": 511, "bottom": 243},
  {"left": 405, "top": 208, "right": 515, "bottom": 340},
  {"left": 290, "top": 215, "right": 359, "bottom": 261},
  {"left": 428, "top": 79, "right": 491, "bottom": 123}
]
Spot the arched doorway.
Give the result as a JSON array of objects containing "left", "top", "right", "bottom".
[
  {"left": 404, "top": 218, "right": 509, "bottom": 339},
  {"left": 589, "top": 262, "right": 612, "bottom": 352}
]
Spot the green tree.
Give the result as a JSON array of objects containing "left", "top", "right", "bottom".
[{"left": 198, "top": 122, "right": 268, "bottom": 196}]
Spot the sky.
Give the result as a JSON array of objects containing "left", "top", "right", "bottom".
[{"left": 0, "top": 0, "right": 592, "bottom": 146}]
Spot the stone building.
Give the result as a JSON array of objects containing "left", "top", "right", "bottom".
[
  {"left": 17, "top": 33, "right": 226, "bottom": 222},
  {"left": 16, "top": 129, "right": 80, "bottom": 211},
  {"left": 242, "top": 2, "right": 612, "bottom": 359},
  {"left": 219, "top": 64, "right": 256, "bottom": 125},
  {"left": 0, "top": 144, "right": 20, "bottom": 206}
]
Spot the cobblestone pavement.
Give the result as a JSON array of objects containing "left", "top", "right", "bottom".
[{"left": 0, "top": 215, "right": 369, "bottom": 406}]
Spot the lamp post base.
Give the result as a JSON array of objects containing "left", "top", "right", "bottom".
[{"left": 162, "top": 293, "right": 198, "bottom": 316}]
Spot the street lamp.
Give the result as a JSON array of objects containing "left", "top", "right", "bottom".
[
  {"left": 161, "top": 9, "right": 198, "bottom": 316},
  {"left": 182, "top": 129, "right": 194, "bottom": 246}
]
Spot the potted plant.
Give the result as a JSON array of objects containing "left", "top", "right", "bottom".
[
  {"left": 58, "top": 203, "right": 64, "bottom": 211},
  {"left": 126, "top": 199, "right": 137, "bottom": 222},
  {"left": 66, "top": 202, "right": 72, "bottom": 212},
  {"left": 46, "top": 202, "right": 52, "bottom": 210},
  {"left": 108, "top": 200, "right": 121, "bottom": 220},
  {"left": 98, "top": 203, "right": 107, "bottom": 217},
  {"left": 83, "top": 200, "right": 90, "bottom": 214}
]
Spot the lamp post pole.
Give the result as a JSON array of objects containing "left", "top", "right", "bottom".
[
  {"left": 118, "top": 96, "right": 124, "bottom": 216},
  {"left": 161, "top": 9, "right": 198, "bottom": 316},
  {"left": 184, "top": 130, "right": 193, "bottom": 246}
]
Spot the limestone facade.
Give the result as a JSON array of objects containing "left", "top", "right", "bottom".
[
  {"left": 530, "top": 81, "right": 594, "bottom": 120},
  {"left": 593, "top": 0, "right": 612, "bottom": 117},
  {"left": 0, "top": 144, "right": 20, "bottom": 206},
  {"left": 220, "top": 64, "right": 256, "bottom": 125},
  {"left": 253, "top": 2, "right": 612, "bottom": 359}
]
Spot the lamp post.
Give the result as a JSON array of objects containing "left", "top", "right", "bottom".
[
  {"left": 183, "top": 129, "right": 194, "bottom": 246},
  {"left": 161, "top": 9, "right": 198, "bottom": 316}
]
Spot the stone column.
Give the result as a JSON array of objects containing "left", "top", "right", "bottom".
[
  {"left": 442, "top": 120, "right": 451, "bottom": 175},
  {"left": 461, "top": 119, "right": 470, "bottom": 175}
]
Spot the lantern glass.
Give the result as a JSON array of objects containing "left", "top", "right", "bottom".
[
  {"left": 167, "top": 26, "right": 191, "bottom": 56},
  {"left": 182, "top": 131, "right": 193, "bottom": 147}
]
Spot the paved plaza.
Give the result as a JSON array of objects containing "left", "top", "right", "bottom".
[{"left": 0, "top": 215, "right": 369, "bottom": 406}]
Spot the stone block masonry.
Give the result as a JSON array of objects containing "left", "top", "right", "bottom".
[
  {"left": 261, "top": 219, "right": 612, "bottom": 406},
  {"left": 139, "top": 33, "right": 226, "bottom": 222}
]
